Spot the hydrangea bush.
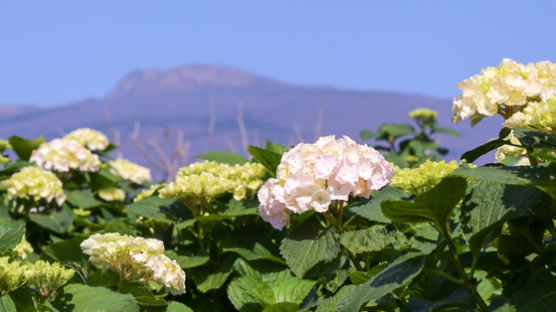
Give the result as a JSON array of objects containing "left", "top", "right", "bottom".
[{"left": 0, "top": 59, "right": 554, "bottom": 311}]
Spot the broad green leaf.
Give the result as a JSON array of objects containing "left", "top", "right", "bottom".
[
  {"left": 41, "top": 236, "right": 88, "bottom": 267},
  {"left": 165, "top": 250, "right": 210, "bottom": 269},
  {"left": 379, "top": 123, "right": 416, "bottom": 138},
  {"left": 0, "top": 220, "right": 24, "bottom": 249},
  {"left": 190, "top": 255, "right": 235, "bottom": 293},
  {"left": 406, "top": 287, "right": 473, "bottom": 312},
  {"left": 530, "top": 149, "right": 556, "bottom": 162},
  {"left": 460, "top": 139, "right": 508, "bottom": 163},
  {"left": 450, "top": 165, "right": 555, "bottom": 186},
  {"left": 315, "top": 285, "right": 357, "bottom": 312},
  {"left": 196, "top": 151, "right": 249, "bottom": 165},
  {"left": 349, "top": 187, "right": 411, "bottom": 223},
  {"left": 430, "top": 125, "right": 460, "bottom": 138},
  {"left": 264, "top": 140, "right": 291, "bottom": 155},
  {"left": 7, "top": 135, "right": 45, "bottom": 161},
  {"left": 29, "top": 206, "right": 73, "bottom": 234},
  {"left": 222, "top": 229, "right": 284, "bottom": 263},
  {"left": 339, "top": 225, "right": 405, "bottom": 255},
  {"left": 52, "top": 284, "right": 139, "bottom": 312},
  {"left": 338, "top": 250, "right": 425, "bottom": 312},
  {"left": 65, "top": 189, "right": 102, "bottom": 209},
  {"left": 0, "top": 161, "right": 32, "bottom": 176},
  {"left": 89, "top": 167, "right": 119, "bottom": 191},
  {"left": 279, "top": 223, "right": 340, "bottom": 277},
  {"left": 126, "top": 197, "right": 189, "bottom": 223},
  {"left": 0, "top": 295, "right": 16, "bottom": 312},
  {"left": 246, "top": 146, "right": 282, "bottom": 176},
  {"left": 360, "top": 130, "right": 378, "bottom": 141},
  {"left": 461, "top": 181, "right": 540, "bottom": 258},
  {"left": 166, "top": 301, "right": 194, "bottom": 312},
  {"left": 6, "top": 286, "right": 34, "bottom": 312},
  {"left": 513, "top": 129, "right": 556, "bottom": 149},
  {"left": 119, "top": 280, "right": 166, "bottom": 307},
  {"left": 490, "top": 269, "right": 556, "bottom": 311},
  {"left": 262, "top": 302, "right": 299, "bottom": 312}
]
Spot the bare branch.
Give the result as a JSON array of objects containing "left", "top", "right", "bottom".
[
  {"left": 225, "top": 135, "right": 238, "bottom": 153},
  {"left": 236, "top": 102, "right": 249, "bottom": 150},
  {"left": 206, "top": 96, "right": 215, "bottom": 152},
  {"left": 314, "top": 100, "right": 325, "bottom": 141},
  {"left": 293, "top": 124, "right": 303, "bottom": 143},
  {"left": 103, "top": 102, "right": 123, "bottom": 158},
  {"left": 129, "top": 121, "right": 166, "bottom": 172}
]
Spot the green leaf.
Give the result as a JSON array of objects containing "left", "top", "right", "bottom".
[
  {"left": 0, "top": 161, "right": 32, "bottom": 176},
  {"left": 165, "top": 250, "right": 210, "bottom": 269},
  {"left": 89, "top": 167, "right": 120, "bottom": 191},
  {"left": 41, "top": 236, "right": 89, "bottom": 268},
  {"left": 430, "top": 125, "right": 460, "bottom": 138},
  {"left": 461, "top": 181, "right": 540, "bottom": 259},
  {"left": 339, "top": 225, "right": 404, "bottom": 255},
  {"left": 349, "top": 187, "right": 411, "bottom": 223},
  {"left": 246, "top": 146, "right": 282, "bottom": 176},
  {"left": 279, "top": 223, "right": 340, "bottom": 277},
  {"left": 460, "top": 139, "right": 508, "bottom": 163},
  {"left": 52, "top": 284, "right": 139, "bottom": 312},
  {"left": 490, "top": 269, "right": 556, "bottom": 311},
  {"left": 7, "top": 135, "right": 45, "bottom": 161},
  {"left": 65, "top": 189, "right": 102, "bottom": 209},
  {"left": 0, "top": 295, "right": 16, "bottom": 312},
  {"left": 222, "top": 228, "right": 284, "bottom": 263},
  {"left": 263, "top": 302, "right": 299, "bottom": 312},
  {"left": 126, "top": 197, "right": 189, "bottom": 223},
  {"left": 0, "top": 220, "right": 24, "bottom": 249},
  {"left": 450, "top": 165, "right": 555, "bottom": 186},
  {"left": 315, "top": 285, "right": 357, "bottom": 312},
  {"left": 29, "top": 206, "right": 73, "bottom": 234},
  {"left": 119, "top": 280, "right": 166, "bottom": 307},
  {"left": 264, "top": 140, "right": 291, "bottom": 155},
  {"left": 6, "top": 286, "right": 34, "bottom": 312},
  {"left": 166, "top": 301, "right": 194, "bottom": 312},
  {"left": 513, "top": 129, "right": 556, "bottom": 149},
  {"left": 382, "top": 177, "right": 467, "bottom": 232},
  {"left": 190, "top": 255, "right": 236, "bottom": 293},
  {"left": 338, "top": 250, "right": 425, "bottom": 312},
  {"left": 196, "top": 151, "right": 249, "bottom": 165},
  {"left": 360, "top": 130, "right": 378, "bottom": 141},
  {"left": 379, "top": 123, "right": 416, "bottom": 138},
  {"left": 530, "top": 149, "right": 556, "bottom": 162}
]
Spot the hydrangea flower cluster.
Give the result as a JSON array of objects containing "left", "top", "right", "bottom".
[
  {"left": 109, "top": 158, "right": 152, "bottom": 184},
  {"left": 503, "top": 97, "right": 556, "bottom": 132},
  {"left": 30, "top": 138, "right": 100, "bottom": 172},
  {"left": 409, "top": 108, "right": 438, "bottom": 123},
  {"left": 13, "top": 236, "right": 34, "bottom": 259},
  {"left": 80, "top": 233, "right": 186, "bottom": 295},
  {"left": 160, "top": 161, "right": 266, "bottom": 211},
  {"left": 390, "top": 160, "right": 463, "bottom": 195},
  {"left": 24, "top": 260, "right": 75, "bottom": 301},
  {"left": 2, "top": 166, "right": 66, "bottom": 206},
  {"left": 97, "top": 187, "right": 126, "bottom": 202},
  {"left": 0, "top": 139, "right": 11, "bottom": 153},
  {"left": 0, "top": 257, "right": 25, "bottom": 296},
  {"left": 258, "top": 135, "right": 393, "bottom": 230},
  {"left": 452, "top": 58, "right": 556, "bottom": 125},
  {"left": 64, "top": 128, "right": 110, "bottom": 151},
  {"left": 0, "top": 156, "right": 8, "bottom": 165},
  {"left": 134, "top": 184, "right": 165, "bottom": 202}
]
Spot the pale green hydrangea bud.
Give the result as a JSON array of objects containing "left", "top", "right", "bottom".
[
  {"left": 80, "top": 233, "right": 186, "bottom": 295},
  {"left": 503, "top": 97, "right": 556, "bottom": 132},
  {"left": 409, "top": 108, "right": 438, "bottom": 123},
  {"left": 13, "top": 236, "right": 33, "bottom": 260},
  {"left": 97, "top": 187, "right": 126, "bottom": 202},
  {"left": 73, "top": 208, "right": 91, "bottom": 217},
  {"left": 160, "top": 161, "right": 266, "bottom": 205},
  {"left": 0, "top": 257, "right": 25, "bottom": 295},
  {"left": 64, "top": 128, "right": 109, "bottom": 151},
  {"left": 0, "top": 139, "right": 11, "bottom": 153},
  {"left": 133, "top": 184, "right": 165, "bottom": 202},
  {"left": 495, "top": 130, "right": 528, "bottom": 164},
  {"left": 390, "top": 160, "right": 465, "bottom": 195},
  {"left": 0, "top": 155, "right": 9, "bottom": 165},
  {"left": 24, "top": 261, "right": 74, "bottom": 300},
  {"left": 2, "top": 166, "right": 66, "bottom": 206},
  {"left": 109, "top": 158, "right": 151, "bottom": 184},
  {"left": 30, "top": 138, "right": 100, "bottom": 172}
]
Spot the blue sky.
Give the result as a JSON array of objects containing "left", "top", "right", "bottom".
[{"left": 1, "top": 1, "right": 555, "bottom": 107}]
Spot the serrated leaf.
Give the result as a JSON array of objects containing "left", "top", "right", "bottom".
[
  {"left": 450, "top": 165, "right": 556, "bottom": 187},
  {"left": 0, "top": 295, "right": 16, "bottom": 312},
  {"left": 264, "top": 140, "right": 291, "bottom": 155},
  {"left": 360, "top": 130, "right": 378, "bottom": 141},
  {"left": 65, "top": 189, "right": 102, "bottom": 209},
  {"left": 41, "top": 236, "right": 88, "bottom": 267},
  {"left": 52, "top": 284, "right": 139, "bottom": 312},
  {"left": 279, "top": 223, "right": 340, "bottom": 277},
  {"left": 190, "top": 255, "right": 235, "bottom": 293},
  {"left": 339, "top": 225, "right": 403, "bottom": 255},
  {"left": 119, "top": 280, "right": 166, "bottom": 307},
  {"left": 0, "top": 220, "right": 24, "bottom": 249},
  {"left": 461, "top": 139, "right": 508, "bottom": 163},
  {"left": 379, "top": 123, "right": 416, "bottom": 138},
  {"left": 166, "top": 302, "right": 194, "bottom": 312},
  {"left": 196, "top": 151, "right": 249, "bottom": 165},
  {"left": 349, "top": 187, "right": 411, "bottom": 223},
  {"left": 316, "top": 285, "right": 357, "bottom": 312},
  {"left": 262, "top": 302, "right": 299, "bottom": 312},
  {"left": 246, "top": 146, "right": 282, "bottom": 176},
  {"left": 490, "top": 269, "right": 556, "bottom": 311},
  {"left": 530, "top": 149, "right": 556, "bottom": 162},
  {"left": 338, "top": 250, "right": 425, "bottom": 312},
  {"left": 126, "top": 197, "right": 190, "bottom": 223},
  {"left": 461, "top": 181, "right": 540, "bottom": 259},
  {"left": 513, "top": 129, "right": 556, "bottom": 149},
  {"left": 222, "top": 228, "right": 284, "bottom": 263},
  {"left": 29, "top": 206, "right": 73, "bottom": 234},
  {"left": 8, "top": 135, "right": 45, "bottom": 161},
  {"left": 165, "top": 250, "right": 210, "bottom": 269}
]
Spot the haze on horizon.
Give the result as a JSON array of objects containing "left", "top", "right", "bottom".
[{"left": 1, "top": 1, "right": 555, "bottom": 107}]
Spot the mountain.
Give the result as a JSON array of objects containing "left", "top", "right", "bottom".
[{"left": 0, "top": 65, "right": 502, "bottom": 180}]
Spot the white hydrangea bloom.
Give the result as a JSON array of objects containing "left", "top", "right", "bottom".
[
  {"left": 80, "top": 233, "right": 186, "bottom": 295},
  {"left": 109, "top": 159, "right": 151, "bottom": 184},
  {"left": 258, "top": 135, "right": 393, "bottom": 230},
  {"left": 97, "top": 187, "right": 126, "bottom": 202},
  {"left": 2, "top": 166, "right": 66, "bottom": 206},
  {"left": 503, "top": 97, "right": 556, "bottom": 132},
  {"left": 64, "top": 128, "right": 109, "bottom": 151},
  {"left": 30, "top": 138, "right": 100, "bottom": 172}
]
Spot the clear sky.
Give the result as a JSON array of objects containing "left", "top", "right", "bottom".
[{"left": 1, "top": 1, "right": 555, "bottom": 107}]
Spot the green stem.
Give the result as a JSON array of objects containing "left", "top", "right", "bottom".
[
  {"left": 526, "top": 147, "right": 537, "bottom": 166},
  {"left": 424, "top": 268, "right": 464, "bottom": 285},
  {"left": 342, "top": 248, "right": 364, "bottom": 271},
  {"left": 443, "top": 225, "right": 488, "bottom": 312},
  {"left": 117, "top": 278, "right": 124, "bottom": 293}
]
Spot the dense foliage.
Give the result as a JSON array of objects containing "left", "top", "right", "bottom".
[{"left": 0, "top": 58, "right": 554, "bottom": 311}]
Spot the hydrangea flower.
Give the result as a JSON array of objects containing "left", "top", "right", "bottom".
[
  {"left": 0, "top": 257, "right": 25, "bottom": 295},
  {"left": 64, "top": 128, "right": 110, "bottom": 151},
  {"left": 452, "top": 58, "right": 556, "bottom": 124},
  {"left": 409, "top": 108, "right": 438, "bottom": 123},
  {"left": 97, "top": 187, "right": 126, "bottom": 202},
  {"left": 109, "top": 158, "right": 151, "bottom": 184},
  {"left": 503, "top": 97, "right": 556, "bottom": 132},
  {"left": 13, "top": 236, "right": 33, "bottom": 260},
  {"left": 24, "top": 261, "right": 75, "bottom": 301},
  {"left": 134, "top": 184, "right": 165, "bottom": 202},
  {"left": 80, "top": 233, "right": 186, "bottom": 295},
  {"left": 390, "top": 160, "right": 463, "bottom": 195},
  {"left": 258, "top": 135, "right": 393, "bottom": 230},
  {"left": 2, "top": 166, "right": 66, "bottom": 206},
  {"left": 0, "top": 155, "right": 8, "bottom": 165},
  {"left": 0, "top": 139, "right": 11, "bottom": 153},
  {"left": 30, "top": 138, "right": 100, "bottom": 172},
  {"left": 160, "top": 161, "right": 266, "bottom": 211}
]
